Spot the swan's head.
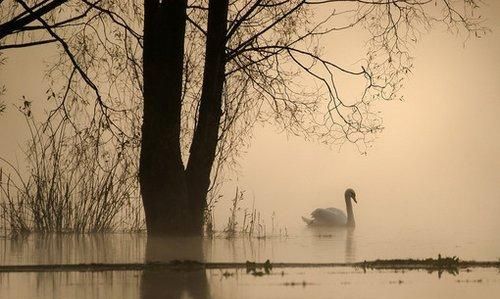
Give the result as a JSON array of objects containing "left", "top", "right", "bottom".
[{"left": 345, "top": 188, "right": 357, "bottom": 203}]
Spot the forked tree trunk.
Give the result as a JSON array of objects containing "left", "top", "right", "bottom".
[{"left": 140, "top": 0, "right": 228, "bottom": 236}]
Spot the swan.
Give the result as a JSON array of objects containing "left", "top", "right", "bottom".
[{"left": 302, "top": 188, "right": 357, "bottom": 227}]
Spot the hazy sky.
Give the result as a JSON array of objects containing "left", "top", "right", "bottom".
[
  {"left": 218, "top": 2, "right": 500, "bottom": 233},
  {"left": 0, "top": 2, "right": 499, "bottom": 235}
]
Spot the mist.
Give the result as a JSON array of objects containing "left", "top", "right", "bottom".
[
  {"left": 217, "top": 10, "right": 500, "bottom": 238},
  {"left": 1, "top": 1, "right": 499, "bottom": 298}
]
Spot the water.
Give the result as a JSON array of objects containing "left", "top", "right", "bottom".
[
  {"left": 1, "top": 267, "right": 499, "bottom": 299},
  {"left": 0, "top": 225, "right": 499, "bottom": 298},
  {"left": 2, "top": 224, "right": 499, "bottom": 266}
]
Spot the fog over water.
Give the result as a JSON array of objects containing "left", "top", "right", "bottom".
[
  {"left": 216, "top": 4, "right": 500, "bottom": 249},
  {"left": 0, "top": 2, "right": 499, "bottom": 260},
  {"left": 1, "top": 3, "right": 500, "bottom": 299}
]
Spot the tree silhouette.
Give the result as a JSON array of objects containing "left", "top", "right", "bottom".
[{"left": 0, "top": 0, "right": 486, "bottom": 235}]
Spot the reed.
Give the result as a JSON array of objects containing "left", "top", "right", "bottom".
[
  {"left": 222, "top": 188, "right": 287, "bottom": 239},
  {"left": 0, "top": 111, "right": 145, "bottom": 236}
]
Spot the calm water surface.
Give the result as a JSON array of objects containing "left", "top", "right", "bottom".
[
  {"left": 1, "top": 267, "right": 499, "bottom": 299},
  {"left": 1, "top": 224, "right": 499, "bottom": 298},
  {"left": 1, "top": 223, "right": 499, "bottom": 265}
]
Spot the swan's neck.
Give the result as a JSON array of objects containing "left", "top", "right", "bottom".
[{"left": 345, "top": 196, "right": 355, "bottom": 227}]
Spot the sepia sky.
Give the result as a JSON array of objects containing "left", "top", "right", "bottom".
[
  {"left": 219, "top": 1, "right": 500, "bottom": 234},
  {"left": 0, "top": 2, "right": 499, "bottom": 236}
]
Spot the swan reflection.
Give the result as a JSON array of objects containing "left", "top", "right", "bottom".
[{"left": 305, "top": 225, "right": 356, "bottom": 263}]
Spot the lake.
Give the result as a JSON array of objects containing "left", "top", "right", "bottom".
[{"left": 1, "top": 223, "right": 499, "bottom": 298}]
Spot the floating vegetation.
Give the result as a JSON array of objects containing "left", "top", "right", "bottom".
[
  {"left": 316, "top": 234, "right": 334, "bottom": 238},
  {"left": 360, "top": 255, "right": 462, "bottom": 277},
  {"left": 283, "top": 281, "right": 312, "bottom": 287},
  {"left": 456, "top": 279, "right": 483, "bottom": 283},
  {"left": 1, "top": 256, "right": 499, "bottom": 273},
  {"left": 246, "top": 259, "right": 272, "bottom": 276},
  {"left": 361, "top": 254, "right": 462, "bottom": 274}
]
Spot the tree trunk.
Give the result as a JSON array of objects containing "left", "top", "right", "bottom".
[
  {"left": 140, "top": 0, "right": 228, "bottom": 236},
  {"left": 140, "top": 0, "right": 190, "bottom": 235},
  {"left": 186, "top": 0, "right": 229, "bottom": 235}
]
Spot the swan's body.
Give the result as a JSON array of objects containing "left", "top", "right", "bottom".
[{"left": 302, "top": 188, "right": 357, "bottom": 227}]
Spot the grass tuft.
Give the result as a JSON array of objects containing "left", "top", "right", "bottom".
[{"left": 0, "top": 111, "right": 145, "bottom": 236}]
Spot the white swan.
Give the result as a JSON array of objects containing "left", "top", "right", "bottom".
[{"left": 302, "top": 188, "right": 357, "bottom": 227}]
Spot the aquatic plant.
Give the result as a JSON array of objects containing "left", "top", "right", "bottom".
[
  {"left": 0, "top": 257, "right": 498, "bottom": 273},
  {"left": 221, "top": 188, "right": 287, "bottom": 239},
  {"left": 0, "top": 110, "right": 145, "bottom": 236},
  {"left": 360, "top": 255, "right": 462, "bottom": 277},
  {"left": 223, "top": 188, "right": 244, "bottom": 238},
  {"left": 246, "top": 259, "right": 272, "bottom": 276}
]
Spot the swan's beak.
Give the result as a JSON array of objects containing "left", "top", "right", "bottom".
[{"left": 353, "top": 196, "right": 357, "bottom": 203}]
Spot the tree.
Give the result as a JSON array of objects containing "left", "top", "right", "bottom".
[
  {"left": 0, "top": 0, "right": 486, "bottom": 235},
  {"left": 0, "top": 0, "right": 68, "bottom": 45},
  {"left": 138, "top": 0, "right": 486, "bottom": 235},
  {"left": 0, "top": 0, "right": 68, "bottom": 114},
  {"left": 140, "top": 0, "right": 231, "bottom": 234}
]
